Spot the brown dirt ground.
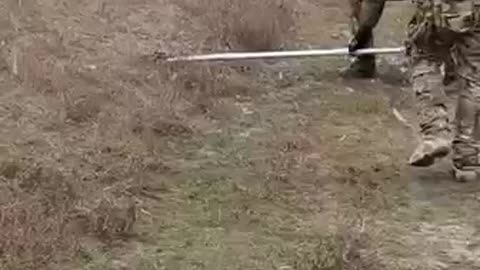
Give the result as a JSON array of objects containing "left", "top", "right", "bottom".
[{"left": 0, "top": 0, "right": 479, "bottom": 269}]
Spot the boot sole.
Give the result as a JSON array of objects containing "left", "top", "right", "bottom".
[{"left": 408, "top": 146, "right": 450, "bottom": 167}]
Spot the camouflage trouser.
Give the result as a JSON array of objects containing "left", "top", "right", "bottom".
[
  {"left": 407, "top": 0, "right": 480, "bottom": 174},
  {"left": 451, "top": 31, "right": 480, "bottom": 170},
  {"left": 409, "top": 47, "right": 480, "bottom": 171},
  {"left": 452, "top": 78, "right": 480, "bottom": 169},
  {"left": 410, "top": 57, "right": 452, "bottom": 139}
]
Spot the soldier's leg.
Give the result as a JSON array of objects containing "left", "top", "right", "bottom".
[
  {"left": 342, "top": 33, "right": 376, "bottom": 78},
  {"left": 345, "top": 35, "right": 376, "bottom": 78},
  {"left": 409, "top": 58, "right": 451, "bottom": 166},
  {"left": 442, "top": 54, "right": 462, "bottom": 133},
  {"left": 451, "top": 79, "right": 480, "bottom": 182},
  {"left": 342, "top": 0, "right": 376, "bottom": 78}
]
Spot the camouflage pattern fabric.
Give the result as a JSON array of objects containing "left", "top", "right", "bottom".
[
  {"left": 450, "top": 1, "right": 480, "bottom": 178},
  {"left": 407, "top": 0, "right": 457, "bottom": 167},
  {"left": 408, "top": 0, "right": 480, "bottom": 180}
]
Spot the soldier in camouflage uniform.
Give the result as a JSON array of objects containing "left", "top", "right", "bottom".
[
  {"left": 405, "top": 0, "right": 455, "bottom": 168},
  {"left": 344, "top": 0, "right": 387, "bottom": 78},
  {"left": 449, "top": 0, "right": 480, "bottom": 181},
  {"left": 350, "top": 0, "right": 480, "bottom": 181},
  {"left": 406, "top": 0, "right": 480, "bottom": 181}
]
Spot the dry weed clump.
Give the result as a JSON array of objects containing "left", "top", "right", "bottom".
[
  {"left": 151, "top": 0, "right": 298, "bottom": 124},
  {"left": 219, "top": 0, "right": 298, "bottom": 51},
  {"left": 62, "top": 90, "right": 107, "bottom": 123},
  {"left": 166, "top": 62, "right": 231, "bottom": 99},
  {"left": 338, "top": 217, "right": 386, "bottom": 270},
  {"left": 88, "top": 193, "right": 138, "bottom": 240},
  {"left": 13, "top": 34, "right": 67, "bottom": 94},
  {"left": 149, "top": 54, "right": 252, "bottom": 120},
  {"left": 114, "top": 61, "right": 196, "bottom": 143},
  {"left": 0, "top": 200, "right": 76, "bottom": 270},
  {"left": 68, "top": 182, "right": 143, "bottom": 244},
  {"left": 5, "top": 30, "right": 107, "bottom": 124},
  {"left": 0, "top": 161, "right": 141, "bottom": 268},
  {"left": 293, "top": 234, "right": 343, "bottom": 270},
  {"left": 292, "top": 223, "right": 385, "bottom": 270},
  {"left": 18, "top": 36, "right": 108, "bottom": 123},
  {"left": 97, "top": 199, "right": 136, "bottom": 235},
  {"left": 176, "top": 0, "right": 298, "bottom": 51},
  {"left": 0, "top": 163, "right": 79, "bottom": 270}
]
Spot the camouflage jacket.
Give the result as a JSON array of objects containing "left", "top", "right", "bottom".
[
  {"left": 407, "top": 0, "right": 480, "bottom": 77},
  {"left": 406, "top": 0, "right": 480, "bottom": 58}
]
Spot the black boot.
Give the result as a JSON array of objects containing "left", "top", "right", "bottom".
[{"left": 341, "top": 55, "right": 376, "bottom": 79}]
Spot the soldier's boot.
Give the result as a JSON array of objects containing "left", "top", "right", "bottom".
[
  {"left": 409, "top": 135, "right": 451, "bottom": 166},
  {"left": 408, "top": 57, "right": 452, "bottom": 167},
  {"left": 409, "top": 104, "right": 451, "bottom": 166},
  {"left": 451, "top": 142, "right": 480, "bottom": 182},
  {"left": 341, "top": 55, "right": 376, "bottom": 79},
  {"left": 451, "top": 165, "right": 480, "bottom": 182},
  {"left": 342, "top": 31, "right": 376, "bottom": 78}
]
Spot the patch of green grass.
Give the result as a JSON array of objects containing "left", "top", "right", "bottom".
[{"left": 130, "top": 122, "right": 344, "bottom": 269}]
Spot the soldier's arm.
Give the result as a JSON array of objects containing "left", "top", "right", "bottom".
[{"left": 351, "top": 0, "right": 387, "bottom": 50}]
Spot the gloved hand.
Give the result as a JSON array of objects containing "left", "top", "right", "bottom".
[
  {"left": 348, "top": 37, "right": 361, "bottom": 55},
  {"left": 348, "top": 27, "right": 372, "bottom": 55}
]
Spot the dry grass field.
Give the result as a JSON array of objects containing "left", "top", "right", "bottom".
[{"left": 0, "top": 0, "right": 479, "bottom": 269}]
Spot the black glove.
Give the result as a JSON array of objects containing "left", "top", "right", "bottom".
[
  {"left": 348, "top": 37, "right": 360, "bottom": 55},
  {"left": 348, "top": 27, "right": 373, "bottom": 55}
]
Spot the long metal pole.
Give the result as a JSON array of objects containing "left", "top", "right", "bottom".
[{"left": 166, "top": 47, "right": 406, "bottom": 62}]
